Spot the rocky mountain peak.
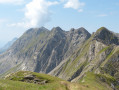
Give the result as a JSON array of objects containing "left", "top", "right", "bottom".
[
  {"left": 40, "top": 26, "right": 48, "bottom": 30},
  {"left": 97, "top": 27, "right": 108, "bottom": 32},
  {"left": 75, "top": 27, "right": 90, "bottom": 35},
  {"left": 52, "top": 26, "right": 62, "bottom": 31},
  {"left": 68, "top": 27, "right": 91, "bottom": 42},
  {"left": 69, "top": 27, "right": 91, "bottom": 35},
  {"left": 94, "top": 27, "right": 119, "bottom": 45},
  {"left": 51, "top": 27, "right": 65, "bottom": 38},
  {"left": 94, "top": 27, "right": 110, "bottom": 36},
  {"left": 51, "top": 26, "right": 63, "bottom": 33},
  {"left": 25, "top": 27, "right": 49, "bottom": 35},
  {"left": 77, "top": 27, "right": 86, "bottom": 31}
]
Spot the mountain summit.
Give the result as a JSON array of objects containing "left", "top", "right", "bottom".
[
  {"left": 93, "top": 27, "right": 119, "bottom": 45},
  {"left": 0, "top": 27, "right": 91, "bottom": 74}
]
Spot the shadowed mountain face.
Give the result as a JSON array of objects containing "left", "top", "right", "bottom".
[
  {"left": 0, "top": 27, "right": 91, "bottom": 74},
  {"left": 93, "top": 27, "right": 119, "bottom": 45}
]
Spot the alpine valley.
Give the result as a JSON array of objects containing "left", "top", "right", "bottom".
[{"left": 0, "top": 27, "right": 119, "bottom": 90}]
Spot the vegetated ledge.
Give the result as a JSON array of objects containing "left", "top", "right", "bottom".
[{"left": 4, "top": 71, "right": 63, "bottom": 85}]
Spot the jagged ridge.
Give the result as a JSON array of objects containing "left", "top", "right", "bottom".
[
  {"left": 0, "top": 27, "right": 119, "bottom": 90},
  {"left": 49, "top": 27, "right": 119, "bottom": 90},
  {"left": 0, "top": 26, "right": 91, "bottom": 74}
]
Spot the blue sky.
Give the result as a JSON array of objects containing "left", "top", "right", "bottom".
[{"left": 0, "top": 0, "right": 119, "bottom": 47}]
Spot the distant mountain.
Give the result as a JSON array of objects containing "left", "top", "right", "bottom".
[
  {"left": 0, "top": 27, "right": 119, "bottom": 90},
  {"left": 0, "top": 38, "right": 17, "bottom": 54}
]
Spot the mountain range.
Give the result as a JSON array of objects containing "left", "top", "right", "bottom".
[
  {"left": 0, "top": 38, "right": 17, "bottom": 54},
  {"left": 0, "top": 26, "right": 119, "bottom": 90}
]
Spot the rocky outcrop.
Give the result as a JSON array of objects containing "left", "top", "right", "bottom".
[
  {"left": 20, "top": 75, "right": 49, "bottom": 85},
  {"left": 93, "top": 27, "right": 119, "bottom": 45}
]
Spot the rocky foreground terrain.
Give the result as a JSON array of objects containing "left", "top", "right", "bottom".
[{"left": 0, "top": 27, "right": 119, "bottom": 90}]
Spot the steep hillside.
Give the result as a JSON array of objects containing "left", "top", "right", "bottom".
[
  {"left": 0, "top": 27, "right": 91, "bottom": 74},
  {"left": 49, "top": 27, "right": 119, "bottom": 90}
]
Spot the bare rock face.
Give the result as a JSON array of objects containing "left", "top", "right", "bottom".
[
  {"left": 49, "top": 27, "right": 119, "bottom": 89},
  {"left": 0, "top": 26, "right": 91, "bottom": 74},
  {"left": 93, "top": 27, "right": 119, "bottom": 45}
]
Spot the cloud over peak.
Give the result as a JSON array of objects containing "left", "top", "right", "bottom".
[
  {"left": 10, "top": 0, "right": 59, "bottom": 28},
  {"left": 24, "top": 0, "right": 58, "bottom": 28},
  {"left": 8, "top": 0, "right": 85, "bottom": 28}
]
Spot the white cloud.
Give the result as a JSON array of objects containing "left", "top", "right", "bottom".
[
  {"left": 97, "top": 14, "right": 108, "bottom": 17},
  {"left": 10, "top": 0, "right": 59, "bottom": 28},
  {"left": 8, "top": 0, "right": 85, "bottom": 28},
  {"left": 0, "top": 0, "right": 24, "bottom": 5},
  {"left": 64, "top": 0, "right": 85, "bottom": 10}
]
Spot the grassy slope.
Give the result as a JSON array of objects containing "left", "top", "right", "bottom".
[
  {"left": 0, "top": 79, "right": 66, "bottom": 90},
  {"left": 0, "top": 71, "right": 90, "bottom": 90},
  {"left": 0, "top": 71, "right": 113, "bottom": 90},
  {"left": 79, "top": 72, "right": 112, "bottom": 90}
]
